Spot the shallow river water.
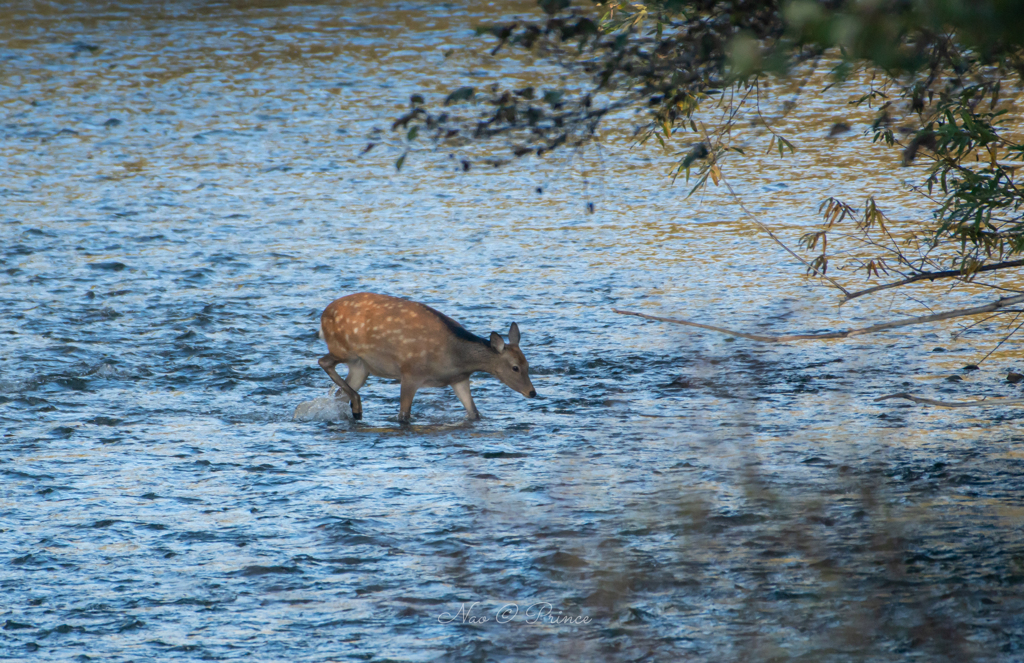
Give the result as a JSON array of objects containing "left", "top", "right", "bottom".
[{"left": 2, "top": 1, "right": 1024, "bottom": 661}]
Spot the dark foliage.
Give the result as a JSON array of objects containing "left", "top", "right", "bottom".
[{"left": 399, "top": 1, "right": 1024, "bottom": 291}]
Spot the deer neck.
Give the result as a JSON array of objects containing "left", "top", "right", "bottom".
[{"left": 456, "top": 337, "right": 499, "bottom": 375}]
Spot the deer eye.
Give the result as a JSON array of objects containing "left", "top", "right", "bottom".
[{"left": 512, "top": 366, "right": 520, "bottom": 372}]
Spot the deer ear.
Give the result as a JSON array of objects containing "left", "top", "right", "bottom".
[
  {"left": 489, "top": 332, "right": 505, "bottom": 353},
  {"left": 508, "top": 322, "right": 520, "bottom": 345}
]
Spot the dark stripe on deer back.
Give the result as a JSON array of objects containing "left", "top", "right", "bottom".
[{"left": 419, "top": 303, "right": 490, "bottom": 346}]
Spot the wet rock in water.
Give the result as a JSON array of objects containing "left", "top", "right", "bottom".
[
  {"left": 1007, "top": 371, "right": 1023, "bottom": 384},
  {"left": 945, "top": 375, "right": 963, "bottom": 382},
  {"left": 88, "top": 261, "right": 127, "bottom": 271},
  {"left": 963, "top": 364, "right": 980, "bottom": 371},
  {"left": 666, "top": 376, "right": 694, "bottom": 389},
  {"left": 828, "top": 122, "right": 851, "bottom": 136},
  {"left": 71, "top": 41, "right": 99, "bottom": 53},
  {"left": 87, "top": 416, "right": 121, "bottom": 426},
  {"left": 932, "top": 347, "right": 946, "bottom": 352}
]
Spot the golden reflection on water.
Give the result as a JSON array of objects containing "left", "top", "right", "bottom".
[{"left": 2, "top": 0, "right": 1022, "bottom": 501}]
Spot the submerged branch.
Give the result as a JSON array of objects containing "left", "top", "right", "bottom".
[
  {"left": 613, "top": 292, "right": 1024, "bottom": 342},
  {"left": 875, "top": 393, "right": 1024, "bottom": 407},
  {"left": 842, "top": 259, "right": 1024, "bottom": 302},
  {"left": 613, "top": 309, "right": 845, "bottom": 341}
]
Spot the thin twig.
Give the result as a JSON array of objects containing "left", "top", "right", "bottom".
[
  {"left": 951, "top": 310, "right": 1015, "bottom": 339},
  {"left": 613, "top": 292, "right": 1024, "bottom": 342},
  {"left": 690, "top": 118, "right": 851, "bottom": 294},
  {"left": 718, "top": 175, "right": 852, "bottom": 296},
  {"left": 875, "top": 393, "right": 1024, "bottom": 407},
  {"left": 977, "top": 311, "right": 1024, "bottom": 365}
]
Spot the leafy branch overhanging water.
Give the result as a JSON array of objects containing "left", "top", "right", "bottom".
[{"left": 393, "top": 0, "right": 1024, "bottom": 371}]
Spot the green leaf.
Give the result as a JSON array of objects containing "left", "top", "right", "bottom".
[
  {"left": 395, "top": 153, "right": 407, "bottom": 171},
  {"left": 686, "top": 173, "right": 710, "bottom": 198},
  {"left": 407, "top": 126, "right": 419, "bottom": 141}
]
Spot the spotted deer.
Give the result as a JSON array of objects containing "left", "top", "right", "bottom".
[{"left": 317, "top": 293, "right": 536, "bottom": 422}]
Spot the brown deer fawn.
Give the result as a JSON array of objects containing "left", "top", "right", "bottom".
[{"left": 317, "top": 293, "right": 536, "bottom": 422}]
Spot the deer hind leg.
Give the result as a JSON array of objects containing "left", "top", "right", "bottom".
[
  {"left": 451, "top": 378, "right": 480, "bottom": 420},
  {"left": 398, "top": 377, "right": 419, "bottom": 423},
  {"left": 318, "top": 354, "right": 363, "bottom": 420},
  {"left": 344, "top": 359, "right": 369, "bottom": 392},
  {"left": 331, "top": 360, "right": 368, "bottom": 402}
]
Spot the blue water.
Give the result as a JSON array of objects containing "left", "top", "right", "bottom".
[{"left": 2, "top": 1, "right": 1024, "bottom": 661}]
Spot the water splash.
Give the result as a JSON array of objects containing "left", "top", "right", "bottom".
[{"left": 292, "top": 388, "right": 353, "bottom": 422}]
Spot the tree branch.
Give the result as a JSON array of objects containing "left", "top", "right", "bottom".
[
  {"left": 875, "top": 393, "right": 1024, "bottom": 407},
  {"left": 719, "top": 176, "right": 851, "bottom": 296},
  {"left": 613, "top": 292, "right": 1024, "bottom": 342},
  {"left": 841, "top": 259, "right": 1024, "bottom": 302}
]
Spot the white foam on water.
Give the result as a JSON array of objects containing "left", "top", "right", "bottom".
[{"left": 87, "top": 362, "right": 126, "bottom": 378}]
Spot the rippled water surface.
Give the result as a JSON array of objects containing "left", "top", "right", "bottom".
[{"left": 3, "top": 1, "right": 1024, "bottom": 661}]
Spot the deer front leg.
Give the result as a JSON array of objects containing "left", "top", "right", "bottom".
[
  {"left": 451, "top": 378, "right": 480, "bottom": 420},
  {"left": 398, "top": 377, "right": 419, "bottom": 423},
  {"left": 318, "top": 354, "right": 363, "bottom": 420}
]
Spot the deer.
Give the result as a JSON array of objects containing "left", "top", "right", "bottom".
[{"left": 317, "top": 292, "right": 536, "bottom": 422}]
